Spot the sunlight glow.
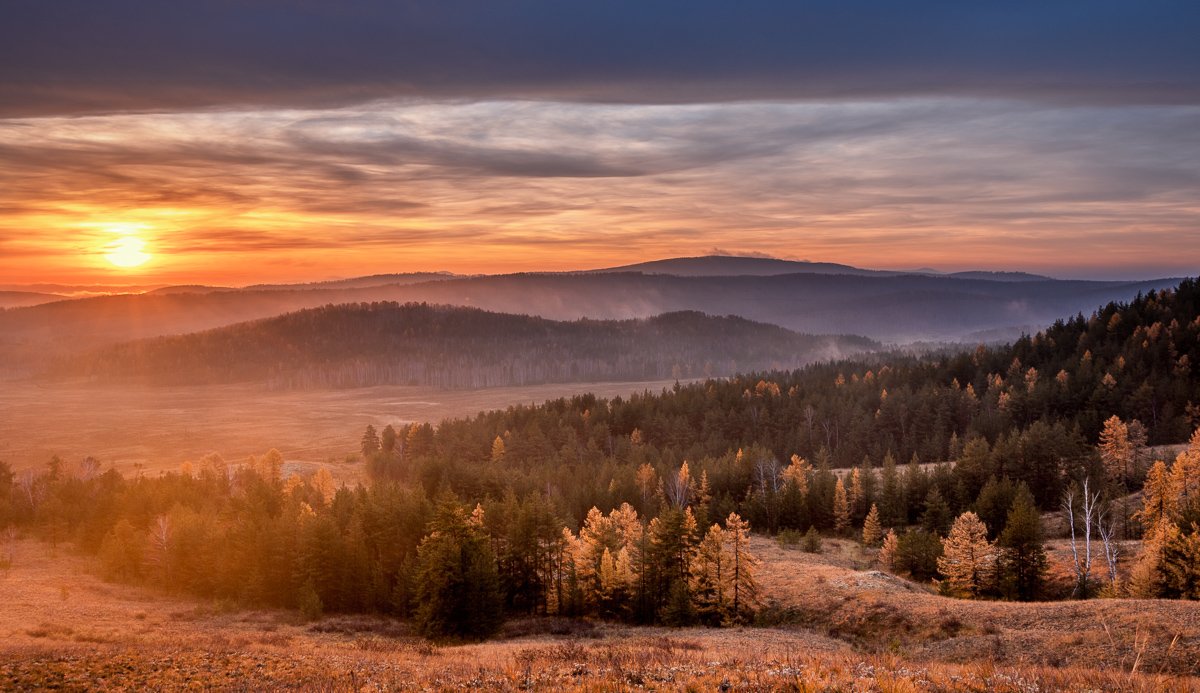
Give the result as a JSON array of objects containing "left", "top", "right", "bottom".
[{"left": 104, "top": 236, "right": 152, "bottom": 268}]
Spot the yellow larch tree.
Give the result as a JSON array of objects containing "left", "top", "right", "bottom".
[{"left": 938, "top": 511, "right": 995, "bottom": 598}]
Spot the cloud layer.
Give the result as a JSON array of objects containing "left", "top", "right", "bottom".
[
  {"left": 3, "top": 98, "right": 1198, "bottom": 282},
  {"left": 3, "top": 1, "right": 1200, "bottom": 116}
]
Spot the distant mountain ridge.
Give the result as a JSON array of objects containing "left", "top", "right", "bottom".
[
  {"left": 589, "top": 255, "right": 1053, "bottom": 282},
  {"left": 56, "top": 302, "right": 877, "bottom": 389},
  {"left": 0, "top": 291, "right": 65, "bottom": 309},
  {"left": 0, "top": 262, "right": 1184, "bottom": 379}
]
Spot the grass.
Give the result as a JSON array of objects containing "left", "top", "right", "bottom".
[
  {"left": 0, "top": 379, "right": 684, "bottom": 480},
  {"left": 3, "top": 536, "right": 1200, "bottom": 690}
]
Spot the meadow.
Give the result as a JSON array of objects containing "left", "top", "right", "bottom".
[
  {"left": 0, "top": 379, "right": 680, "bottom": 479},
  {"left": 4, "top": 533, "right": 1199, "bottom": 691}
]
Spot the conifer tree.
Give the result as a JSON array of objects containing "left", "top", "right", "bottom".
[
  {"left": 380, "top": 424, "right": 397, "bottom": 456},
  {"left": 920, "top": 487, "right": 953, "bottom": 536},
  {"left": 833, "top": 477, "right": 850, "bottom": 535},
  {"left": 724, "top": 513, "right": 759, "bottom": 623},
  {"left": 361, "top": 425, "right": 381, "bottom": 459},
  {"left": 1098, "top": 415, "right": 1134, "bottom": 537},
  {"left": 849, "top": 467, "right": 864, "bottom": 519},
  {"left": 938, "top": 511, "right": 995, "bottom": 598},
  {"left": 690, "top": 524, "right": 728, "bottom": 625},
  {"left": 996, "top": 492, "right": 1046, "bottom": 601},
  {"left": 862, "top": 504, "right": 883, "bottom": 546},
  {"left": 1138, "top": 460, "right": 1175, "bottom": 532},
  {"left": 1161, "top": 527, "right": 1200, "bottom": 599},
  {"left": 879, "top": 452, "right": 903, "bottom": 526},
  {"left": 878, "top": 528, "right": 898, "bottom": 569},
  {"left": 414, "top": 498, "right": 504, "bottom": 640}
]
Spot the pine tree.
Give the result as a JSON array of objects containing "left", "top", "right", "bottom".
[
  {"left": 724, "top": 513, "right": 759, "bottom": 623},
  {"left": 1098, "top": 415, "right": 1134, "bottom": 538},
  {"left": 862, "top": 504, "right": 883, "bottom": 546},
  {"left": 490, "top": 436, "right": 506, "bottom": 463},
  {"left": 996, "top": 492, "right": 1046, "bottom": 601},
  {"left": 689, "top": 524, "right": 728, "bottom": 625},
  {"left": 878, "top": 529, "right": 898, "bottom": 569},
  {"left": 1171, "top": 430, "right": 1200, "bottom": 521},
  {"left": 833, "top": 477, "right": 850, "bottom": 535},
  {"left": 938, "top": 512, "right": 995, "bottom": 598},
  {"left": 1160, "top": 527, "right": 1200, "bottom": 599},
  {"left": 361, "top": 425, "right": 381, "bottom": 459},
  {"left": 782, "top": 454, "right": 810, "bottom": 498},
  {"left": 920, "top": 487, "right": 952, "bottom": 536},
  {"left": 380, "top": 424, "right": 397, "bottom": 456},
  {"left": 1098, "top": 415, "right": 1132, "bottom": 488},
  {"left": 879, "top": 452, "right": 903, "bottom": 526},
  {"left": 414, "top": 498, "right": 504, "bottom": 640},
  {"left": 1138, "top": 460, "right": 1175, "bottom": 532},
  {"left": 849, "top": 467, "right": 864, "bottom": 519}
]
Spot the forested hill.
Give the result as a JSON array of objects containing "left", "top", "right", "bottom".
[
  {"left": 0, "top": 266, "right": 1179, "bottom": 377},
  {"left": 57, "top": 302, "right": 877, "bottom": 389},
  {"left": 376, "top": 279, "right": 1199, "bottom": 516}
]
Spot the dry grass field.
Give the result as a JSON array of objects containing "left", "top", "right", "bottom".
[
  {"left": 0, "top": 379, "right": 682, "bottom": 479},
  {"left": 3, "top": 534, "right": 1200, "bottom": 691}
]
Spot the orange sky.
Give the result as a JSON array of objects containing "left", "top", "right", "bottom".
[{"left": 3, "top": 100, "right": 1199, "bottom": 285}]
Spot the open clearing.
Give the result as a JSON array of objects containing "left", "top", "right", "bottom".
[
  {"left": 0, "top": 379, "right": 682, "bottom": 477},
  {"left": 3, "top": 536, "right": 1199, "bottom": 691}
]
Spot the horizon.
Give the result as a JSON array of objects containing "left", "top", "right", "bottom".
[{"left": 2, "top": 253, "right": 1195, "bottom": 292}]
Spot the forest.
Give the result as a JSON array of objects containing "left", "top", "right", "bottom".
[
  {"left": 3, "top": 280, "right": 1200, "bottom": 640},
  {"left": 53, "top": 303, "right": 875, "bottom": 389}
]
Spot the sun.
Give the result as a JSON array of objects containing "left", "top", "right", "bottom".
[{"left": 105, "top": 236, "right": 152, "bottom": 268}]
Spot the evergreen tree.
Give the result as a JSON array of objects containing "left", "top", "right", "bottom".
[
  {"left": 920, "top": 487, "right": 953, "bottom": 536},
  {"left": 724, "top": 513, "right": 759, "bottom": 623},
  {"left": 894, "top": 530, "right": 942, "bottom": 580},
  {"left": 414, "top": 498, "right": 504, "bottom": 640},
  {"left": 361, "top": 425, "right": 381, "bottom": 459},
  {"left": 938, "top": 512, "right": 994, "bottom": 598},
  {"left": 690, "top": 524, "right": 728, "bottom": 625},
  {"left": 879, "top": 452, "right": 903, "bottom": 526},
  {"left": 1138, "top": 460, "right": 1175, "bottom": 533},
  {"left": 878, "top": 528, "right": 898, "bottom": 569},
  {"left": 996, "top": 492, "right": 1047, "bottom": 601},
  {"left": 380, "top": 424, "right": 398, "bottom": 456},
  {"left": 1160, "top": 527, "right": 1200, "bottom": 599},
  {"left": 862, "top": 504, "right": 883, "bottom": 546},
  {"left": 833, "top": 477, "right": 850, "bottom": 535}
]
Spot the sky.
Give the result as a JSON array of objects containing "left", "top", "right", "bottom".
[{"left": 2, "top": 1, "right": 1199, "bottom": 285}]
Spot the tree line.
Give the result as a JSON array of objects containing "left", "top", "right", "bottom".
[{"left": 0, "top": 451, "right": 760, "bottom": 639}]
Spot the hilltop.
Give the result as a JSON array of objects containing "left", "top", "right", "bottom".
[{"left": 56, "top": 303, "right": 875, "bottom": 389}]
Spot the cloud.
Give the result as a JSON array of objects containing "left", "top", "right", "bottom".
[
  {"left": 2, "top": 1, "right": 1199, "bottom": 117},
  {"left": 1, "top": 97, "right": 1198, "bottom": 282}
]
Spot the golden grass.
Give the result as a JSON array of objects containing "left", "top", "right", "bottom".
[
  {"left": 3, "top": 536, "right": 1200, "bottom": 690},
  {"left": 0, "top": 379, "right": 682, "bottom": 479},
  {"left": 757, "top": 536, "right": 1200, "bottom": 677}
]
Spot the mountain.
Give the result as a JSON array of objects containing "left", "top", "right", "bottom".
[
  {"left": 56, "top": 302, "right": 877, "bottom": 389},
  {"left": 589, "top": 255, "right": 895, "bottom": 277},
  {"left": 244, "top": 272, "right": 460, "bottom": 291},
  {"left": 0, "top": 266, "right": 1183, "bottom": 377},
  {"left": 0, "top": 291, "right": 64, "bottom": 309},
  {"left": 945, "top": 270, "right": 1051, "bottom": 282},
  {"left": 589, "top": 256, "right": 1053, "bottom": 282}
]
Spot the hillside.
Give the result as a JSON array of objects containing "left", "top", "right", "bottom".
[
  {"left": 0, "top": 290, "right": 63, "bottom": 309},
  {"left": 57, "top": 303, "right": 876, "bottom": 389},
  {"left": 0, "top": 263, "right": 1180, "bottom": 377},
  {"left": 342, "top": 278, "right": 1199, "bottom": 522}
]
